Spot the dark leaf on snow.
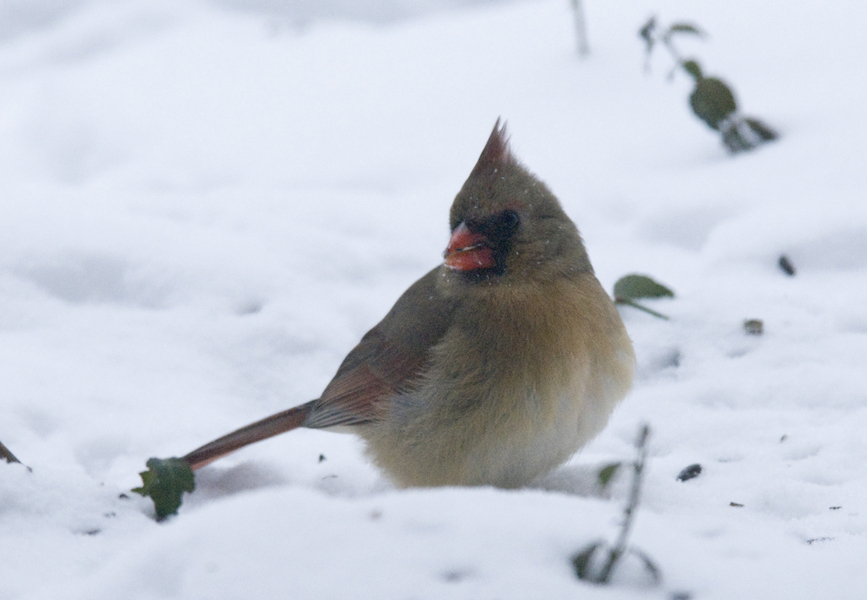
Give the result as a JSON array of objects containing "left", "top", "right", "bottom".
[
  {"left": 639, "top": 16, "right": 656, "bottom": 50},
  {"left": 690, "top": 77, "right": 737, "bottom": 130},
  {"left": 572, "top": 541, "right": 604, "bottom": 580},
  {"left": 744, "top": 117, "right": 778, "bottom": 141},
  {"left": 613, "top": 275, "right": 674, "bottom": 302},
  {"left": 597, "top": 462, "right": 622, "bottom": 489},
  {"left": 681, "top": 59, "right": 703, "bottom": 81},
  {"left": 668, "top": 23, "right": 704, "bottom": 37},
  {"left": 133, "top": 457, "right": 196, "bottom": 520}
]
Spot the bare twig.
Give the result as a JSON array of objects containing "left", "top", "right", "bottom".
[
  {"left": 572, "top": 424, "right": 659, "bottom": 585},
  {"left": 596, "top": 424, "right": 650, "bottom": 582},
  {"left": 570, "top": 0, "right": 590, "bottom": 57}
]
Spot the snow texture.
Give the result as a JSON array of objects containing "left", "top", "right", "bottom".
[{"left": 1, "top": 0, "right": 865, "bottom": 598}]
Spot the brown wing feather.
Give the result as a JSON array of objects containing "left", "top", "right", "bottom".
[
  {"left": 181, "top": 268, "right": 456, "bottom": 469},
  {"left": 304, "top": 267, "right": 457, "bottom": 429},
  {"left": 304, "top": 335, "right": 429, "bottom": 428}
]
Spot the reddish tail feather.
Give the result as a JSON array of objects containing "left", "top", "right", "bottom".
[{"left": 183, "top": 401, "right": 315, "bottom": 470}]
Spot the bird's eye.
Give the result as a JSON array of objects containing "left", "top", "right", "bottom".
[{"left": 491, "top": 209, "right": 520, "bottom": 238}]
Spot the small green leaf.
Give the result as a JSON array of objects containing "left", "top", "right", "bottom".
[
  {"left": 681, "top": 59, "right": 703, "bottom": 81},
  {"left": 744, "top": 117, "right": 778, "bottom": 141},
  {"left": 597, "top": 462, "right": 622, "bottom": 490},
  {"left": 133, "top": 457, "right": 195, "bottom": 520},
  {"left": 572, "top": 542, "right": 604, "bottom": 580},
  {"left": 668, "top": 23, "right": 704, "bottom": 36},
  {"left": 613, "top": 275, "right": 674, "bottom": 320},
  {"left": 638, "top": 16, "right": 656, "bottom": 49},
  {"left": 689, "top": 77, "right": 737, "bottom": 130},
  {"left": 613, "top": 275, "right": 674, "bottom": 302}
]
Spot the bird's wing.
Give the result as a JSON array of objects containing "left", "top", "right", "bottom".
[
  {"left": 182, "top": 268, "right": 455, "bottom": 469},
  {"left": 304, "top": 267, "right": 456, "bottom": 429}
]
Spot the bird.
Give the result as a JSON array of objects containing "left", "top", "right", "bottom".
[{"left": 182, "top": 120, "right": 635, "bottom": 488}]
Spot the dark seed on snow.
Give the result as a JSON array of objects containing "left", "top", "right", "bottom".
[{"left": 677, "top": 463, "right": 702, "bottom": 482}]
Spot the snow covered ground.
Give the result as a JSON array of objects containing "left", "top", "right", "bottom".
[{"left": 1, "top": 0, "right": 866, "bottom": 598}]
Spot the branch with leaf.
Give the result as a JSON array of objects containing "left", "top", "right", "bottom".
[
  {"left": 613, "top": 274, "right": 674, "bottom": 320},
  {"left": 639, "top": 16, "right": 778, "bottom": 153},
  {"left": 572, "top": 424, "right": 660, "bottom": 585}
]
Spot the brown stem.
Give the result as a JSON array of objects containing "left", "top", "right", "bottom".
[{"left": 597, "top": 425, "right": 651, "bottom": 583}]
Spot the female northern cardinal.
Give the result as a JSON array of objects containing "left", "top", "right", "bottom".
[{"left": 183, "top": 120, "right": 634, "bottom": 488}]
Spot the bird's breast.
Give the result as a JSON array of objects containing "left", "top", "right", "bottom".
[{"left": 360, "top": 274, "right": 634, "bottom": 488}]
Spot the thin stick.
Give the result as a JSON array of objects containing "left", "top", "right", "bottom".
[
  {"left": 616, "top": 298, "right": 669, "bottom": 320},
  {"left": 571, "top": 0, "right": 590, "bottom": 57},
  {"left": 596, "top": 424, "right": 650, "bottom": 583}
]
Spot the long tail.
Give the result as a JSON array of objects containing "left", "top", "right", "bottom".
[{"left": 183, "top": 400, "right": 316, "bottom": 470}]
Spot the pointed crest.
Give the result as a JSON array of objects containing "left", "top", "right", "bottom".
[{"left": 472, "top": 118, "right": 515, "bottom": 175}]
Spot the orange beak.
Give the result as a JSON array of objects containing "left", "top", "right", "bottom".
[{"left": 444, "top": 222, "right": 496, "bottom": 271}]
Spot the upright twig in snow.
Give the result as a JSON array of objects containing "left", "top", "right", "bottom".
[
  {"left": 596, "top": 425, "right": 650, "bottom": 582},
  {"left": 572, "top": 424, "right": 660, "bottom": 585},
  {"left": 639, "top": 16, "right": 778, "bottom": 153},
  {"left": 570, "top": 0, "right": 590, "bottom": 57}
]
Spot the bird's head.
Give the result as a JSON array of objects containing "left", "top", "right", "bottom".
[{"left": 444, "top": 120, "right": 592, "bottom": 286}]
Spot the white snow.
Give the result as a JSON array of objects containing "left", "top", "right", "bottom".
[{"left": 1, "top": 0, "right": 866, "bottom": 598}]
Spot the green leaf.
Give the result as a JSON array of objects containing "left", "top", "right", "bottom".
[
  {"left": 613, "top": 275, "right": 674, "bottom": 302},
  {"left": 638, "top": 16, "right": 656, "bottom": 50},
  {"left": 689, "top": 77, "right": 737, "bottom": 130},
  {"left": 597, "top": 462, "right": 622, "bottom": 490},
  {"left": 668, "top": 22, "right": 704, "bottom": 36},
  {"left": 681, "top": 59, "right": 703, "bottom": 81},
  {"left": 744, "top": 117, "right": 778, "bottom": 141},
  {"left": 572, "top": 541, "right": 604, "bottom": 581},
  {"left": 614, "top": 276, "right": 674, "bottom": 320},
  {"left": 132, "top": 457, "right": 195, "bottom": 520}
]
